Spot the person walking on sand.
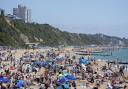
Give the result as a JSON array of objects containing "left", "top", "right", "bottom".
[
  {"left": 107, "top": 83, "right": 113, "bottom": 89},
  {"left": 123, "top": 85, "right": 127, "bottom": 89},
  {"left": 119, "top": 66, "right": 125, "bottom": 76},
  {"left": 72, "top": 81, "right": 77, "bottom": 89}
]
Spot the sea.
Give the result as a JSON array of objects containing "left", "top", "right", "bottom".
[{"left": 94, "top": 48, "right": 128, "bottom": 62}]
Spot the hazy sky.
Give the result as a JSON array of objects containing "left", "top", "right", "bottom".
[{"left": 0, "top": 0, "right": 128, "bottom": 38}]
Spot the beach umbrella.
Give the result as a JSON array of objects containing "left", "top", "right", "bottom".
[
  {"left": 58, "top": 77, "right": 69, "bottom": 84},
  {"left": 32, "top": 61, "right": 42, "bottom": 67},
  {"left": 80, "top": 58, "right": 90, "bottom": 65},
  {"left": 32, "top": 67, "right": 39, "bottom": 72},
  {"left": 51, "top": 64, "right": 58, "bottom": 69},
  {"left": 0, "top": 77, "right": 11, "bottom": 83},
  {"left": 62, "top": 82, "right": 70, "bottom": 89},
  {"left": 41, "top": 61, "right": 49, "bottom": 67},
  {"left": 66, "top": 75, "right": 77, "bottom": 80},
  {"left": 17, "top": 80, "right": 25, "bottom": 88},
  {"left": 55, "top": 56, "right": 64, "bottom": 61},
  {"left": 35, "top": 61, "right": 42, "bottom": 65}
]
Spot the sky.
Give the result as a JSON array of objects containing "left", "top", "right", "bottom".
[{"left": 0, "top": 0, "right": 128, "bottom": 38}]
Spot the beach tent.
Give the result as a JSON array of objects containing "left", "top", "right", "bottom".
[
  {"left": 51, "top": 64, "right": 59, "bottom": 69},
  {"left": 17, "top": 80, "right": 26, "bottom": 88},
  {"left": 55, "top": 56, "right": 64, "bottom": 61},
  {"left": 62, "top": 82, "right": 70, "bottom": 89},
  {"left": 32, "top": 61, "right": 42, "bottom": 68},
  {"left": 41, "top": 61, "right": 49, "bottom": 68},
  {"left": 34, "top": 61, "right": 42, "bottom": 65},
  {"left": 57, "top": 83, "right": 70, "bottom": 89},
  {"left": 79, "top": 57, "right": 90, "bottom": 65},
  {"left": 0, "top": 77, "right": 10, "bottom": 83},
  {"left": 58, "top": 77, "right": 69, "bottom": 84},
  {"left": 32, "top": 67, "right": 39, "bottom": 72},
  {"left": 45, "top": 60, "right": 54, "bottom": 65},
  {"left": 66, "top": 75, "right": 77, "bottom": 80}
]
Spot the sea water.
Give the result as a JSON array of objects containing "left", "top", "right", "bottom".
[{"left": 94, "top": 48, "right": 128, "bottom": 62}]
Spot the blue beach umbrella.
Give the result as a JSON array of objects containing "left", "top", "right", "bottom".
[
  {"left": 32, "top": 61, "right": 41, "bottom": 67},
  {"left": 35, "top": 61, "right": 42, "bottom": 65},
  {"left": 59, "top": 77, "right": 69, "bottom": 84},
  {"left": 0, "top": 77, "right": 10, "bottom": 83},
  {"left": 41, "top": 61, "right": 49, "bottom": 67},
  {"left": 55, "top": 56, "right": 64, "bottom": 61},
  {"left": 66, "top": 75, "right": 77, "bottom": 80},
  {"left": 80, "top": 58, "right": 90, "bottom": 65},
  {"left": 16, "top": 80, "right": 25, "bottom": 88},
  {"left": 72, "top": 66, "right": 77, "bottom": 72},
  {"left": 62, "top": 82, "right": 70, "bottom": 89}
]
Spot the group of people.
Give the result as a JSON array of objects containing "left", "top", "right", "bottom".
[
  {"left": 0, "top": 48, "right": 79, "bottom": 89},
  {"left": 0, "top": 47, "right": 127, "bottom": 89}
]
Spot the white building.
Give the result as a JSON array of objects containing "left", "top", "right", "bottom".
[
  {"left": 0, "top": 8, "right": 2, "bottom": 15},
  {"left": 13, "top": 5, "right": 31, "bottom": 23},
  {"left": 0, "top": 8, "right": 4, "bottom": 15},
  {"left": 26, "top": 9, "right": 31, "bottom": 23}
]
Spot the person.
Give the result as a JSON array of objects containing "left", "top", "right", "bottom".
[
  {"left": 93, "top": 86, "right": 98, "bottom": 89},
  {"left": 107, "top": 83, "right": 113, "bottom": 89},
  {"left": 39, "top": 83, "right": 45, "bottom": 89},
  {"left": 124, "top": 85, "right": 127, "bottom": 89},
  {"left": 72, "top": 81, "right": 77, "bottom": 89},
  {"left": 119, "top": 66, "right": 124, "bottom": 76},
  {"left": 0, "top": 83, "right": 6, "bottom": 89}
]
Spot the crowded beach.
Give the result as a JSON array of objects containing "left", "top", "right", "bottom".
[{"left": 0, "top": 47, "right": 128, "bottom": 89}]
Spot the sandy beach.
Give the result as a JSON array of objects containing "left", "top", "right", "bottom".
[{"left": 0, "top": 47, "right": 128, "bottom": 89}]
